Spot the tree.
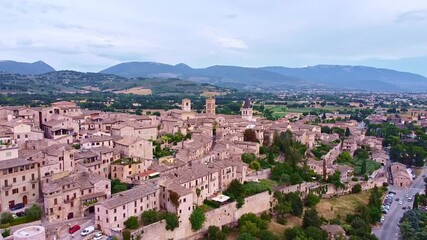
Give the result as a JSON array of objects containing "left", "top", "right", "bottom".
[
  {"left": 241, "top": 153, "right": 256, "bottom": 164},
  {"left": 25, "top": 204, "right": 43, "bottom": 221},
  {"left": 284, "top": 226, "right": 307, "bottom": 240},
  {"left": 124, "top": 216, "right": 139, "bottom": 229},
  {"left": 164, "top": 212, "right": 179, "bottom": 231},
  {"left": 305, "top": 192, "right": 320, "bottom": 207},
  {"left": 345, "top": 127, "right": 351, "bottom": 137},
  {"left": 328, "top": 171, "right": 345, "bottom": 189},
  {"left": 238, "top": 213, "right": 268, "bottom": 238},
  {"left": 237, "top": 233, "right": 257, "bottom": 240},
  {"left": 196, "top": 188, "right": 201, "bottom": 205},
  {"left": 413, "top": 193, "right": 419, "bottom": 210},
  {"left": 190, "top": 207, "right": 206, "bottom": 231},
  {"left": 304, "top": 226, "right": 328, "bottom": 240},
  {"left": 302, "top": 208, "right": 321, "bottom": 229},
  {"left": 224, "top": 179, "right": 245, "bottom": 208},
  {"left": 259, "top": 230, "right": 280, "bottom": 240},
  {"left": 336, "top": 151, "right": 353, "bottom": 164},
  {"left": 141, "top": 210, "right": 160, "bottom": 225},
  {"left": 361, "top": 159, "right": 367, "bottom": 175},
  {"left": 244, "top": 129, "right": 258, "bottom": 142},
  {"left": 351, "top": 184, "right": 362, "bottom": 194},
  {"left": 207, "top": 226, "right": 226, "bottom": 240}
]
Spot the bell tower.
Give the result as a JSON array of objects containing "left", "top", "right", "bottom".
[
  {"left": 241, "top": 96, "right": 253, "bottom": 121},
  {"left": 206, "top": 97, "right": 216, "bottom": 115}
]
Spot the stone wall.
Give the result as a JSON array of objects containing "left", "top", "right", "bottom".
[
  {"left": 246, "top": 169, "right": 271, "bottom": 181},
  {"left": 131, "top": 191, "right": 272, "bottom": 240}
]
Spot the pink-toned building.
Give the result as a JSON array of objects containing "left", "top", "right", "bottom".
[
  {"left": 390, "top": 162, "right": 412, "bottom": 187},
  {"left": 95, "top": 183, "right": 159, "bottom": 235}
]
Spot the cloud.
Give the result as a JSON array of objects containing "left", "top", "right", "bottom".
[
  {"left": 395, "top": 9, "right": 427, "bottom": 23},
  {"left": 16, "top": 38, "right": 33, "bottom": 46},
  {"left": 217, "top": 37, "right": 248, "bottom": 49},
  {"left": 225, "top": 14, "right": 237, "bottom": 19}
]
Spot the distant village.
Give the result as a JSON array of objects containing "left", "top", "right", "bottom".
[{"left": 0, "top": 95, "right": 423, "bottom": 240}]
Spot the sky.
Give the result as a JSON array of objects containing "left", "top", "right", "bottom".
[{"left": 1, "top": 0, "right": 427, "bottom": 76}]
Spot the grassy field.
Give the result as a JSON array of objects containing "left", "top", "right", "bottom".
[
  {"left": 316, "top": 190, "right": 371, "bottom": 221},
  {"left": 266, "top": 105, "right": 351, "bottom": 119}
]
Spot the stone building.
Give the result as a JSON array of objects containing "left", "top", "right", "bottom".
[
  {"left": 42, "top": 171, "right": 110, "bottom": 222},
  {"left": 95, "top": 183, "right": 159, "bottom": 235},
  {"left": 0, "top": 145, "right": 39, "bottom": 211}
]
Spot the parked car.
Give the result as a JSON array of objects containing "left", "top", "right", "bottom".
[
  {"left": 106, "top": 236, "right": 114, "bottom": 240},
  {"left": 395, "top": 198, "right": 400, "bottom": 201},
  {"left": 381, "top": 216, "right": 385, "bottom": 223},
  {"left": 408, "top": 197, "right": 413, "bottom": 202},
  {"left": 81, "top": 226, "right": 95, "bottom": 236},
  {"left": 69, "top": 225, "right": 81, "bottom": 234},
  {"left": 16, "top": 211, "right": 25, "bottom": 217},
  {"left": 93, "top": 232, "right": 103, "bottom": 240},
  {"left": 399, "top": 201, "right": 403, "bottom": 205},
  {"left": 10, "top": 203, "right": 25, "bottom": 211}
]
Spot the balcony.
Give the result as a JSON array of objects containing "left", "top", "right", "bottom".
[{"left": 2, "top": 185, "right": 12, "bottom": 190}]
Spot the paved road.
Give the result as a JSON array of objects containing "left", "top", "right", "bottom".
[{"left": 374, "top": 167, "right": 427, "bottom": 240}]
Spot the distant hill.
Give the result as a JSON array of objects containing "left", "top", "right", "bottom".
[
  {"left": 0, "top": 60, "right": 55, "bottom": 75},
  {"left": 101, "top": 62, "right": 313, "bottom": 90},
  {"left": 101, "top": 62, "right": 427, "bottom": 91},
  {"left": 261, "top": 65, "right": 427, "bottom": 91},
  {"left": 0, "top": 70, "right": 224, "bottom": 96}
]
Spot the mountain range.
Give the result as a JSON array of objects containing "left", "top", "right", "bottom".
[
  {"left": 0, "top": 60, "right": 55, "bottom": 75},
  {"left": 1, "top": 60, "right": 427, "bottom": 92}
]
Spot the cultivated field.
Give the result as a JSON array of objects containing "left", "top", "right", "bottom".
[{"left": 114, "top": 87, "right": 153, "bottom": 95}]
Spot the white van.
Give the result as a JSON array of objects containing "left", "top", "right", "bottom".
[{"left": 81, "top": 226, "right": 95, "bottom": 236}]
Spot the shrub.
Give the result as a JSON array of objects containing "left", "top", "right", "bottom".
[
  {"left": 351, "top": 184, "right": 362, "bottom": 194},
  {"left": 122, "top": 230, "right": 131, "bottom": 240},
  {"left": 124, "top": 216, "right": 139, "bottom": 229},
  {"left": 0, "top": 212, "right": 13, "bottom": 224},
  {"left": 203, "top": 199, "right": 220, "bottom": 208},
  {"left": 351, "top": 177, "right": 359, "bottom": 181},
  {"left": 2, "top": 228, "right": 10, "bottom": 237}
]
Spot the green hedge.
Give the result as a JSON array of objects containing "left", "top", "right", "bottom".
[{"left": 203, "top": 199, "right": 220, "bottom": 208}]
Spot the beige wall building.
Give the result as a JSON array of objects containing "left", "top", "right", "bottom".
[
  {"left": 95, "top": 183, "right": 159, "bottom": 235},
  {"left": 43, "top": 171, "right": 111, "bottom": 222},
  {"left": 115, "top": 136, "right": 153, "bottom": 160},
  {"left": 0, "top": 145, "right": 39, "bottom": 211}
]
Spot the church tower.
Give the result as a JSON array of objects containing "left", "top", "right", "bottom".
[
  {"left": 181, "top": 98, "right": 191, "bottom": 112},
  {"left": 206, "top": 97, "right": 216, "bottom": 115},
  {"left": 241, "top": 96, "right": 253, "bottom": 121}
]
